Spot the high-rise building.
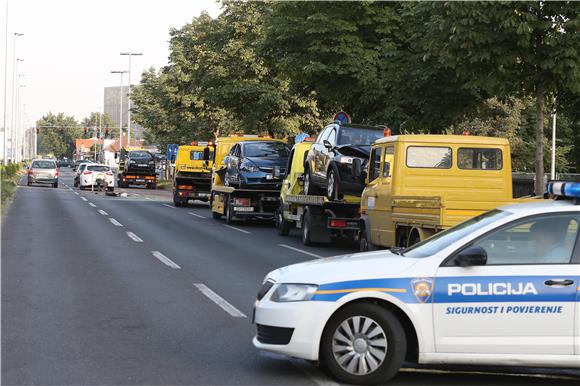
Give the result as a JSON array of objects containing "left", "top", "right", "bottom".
[{"left": 103, "top": 85, "right": 144, "bottom": 140}]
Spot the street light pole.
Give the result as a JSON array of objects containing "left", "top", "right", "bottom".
[
  {"left": 10, "top": 57, "right": 23, "bottom": 161},
  {"left": 2, "top": 4, "right": 9, "bottom": 164},
  {"left": 8, "top": 32, "right": 23, "bottom": 161},
  {"left": 120, "top": 52, "right": 142, "bottom": 146},
  {"left": 16, "top": 75, "right": 25, "bottom": 162},
  {"left": 110, "top": 70, "right": 127, "bottom": 149}
]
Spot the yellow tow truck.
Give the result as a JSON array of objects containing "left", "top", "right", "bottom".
[
  {"left": 172, "top": 142, "right": 213, "bottom": 207},
  {"left": 209, "top": 135, "right": 288, "bottom": 223},
  {"left": 359, "top": 134, "right": 520, "bottom": 250}
]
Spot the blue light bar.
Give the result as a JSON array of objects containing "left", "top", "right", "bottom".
[{"left": 547, "top": 181, "right": 580, "bottom": 198}]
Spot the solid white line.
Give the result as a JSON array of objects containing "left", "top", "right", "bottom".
[
  {"left": 109, "top": 218, "right": 123, "bottom": 227},
  {"left": 162, "top": 204, "right": 175, "bottom": 209},
  {"left": 278, "top": 244, "right": 323, "bottom": 259},
  {"left": 80, "top": 196, "right": 88, "bottom": 201},
  {"left": 98, "top": 209, "right": 108, "bottom": 216},
  {"left": 126, "top": 231, "right": 143, "bottom": 242},
  {"left": 88, "top": 202, "right": 96, "bottom": 207},
  {"left": 193, "top": 283, "right": 247, "bottom": 318},
  {"left": 224, "top": 224, "right": 250, "bottom": 234},
  {"left": 151, "top": 251, "right": 181, "bottom": 269},
  {"left": 188, "top": 212, "right": 206, "bottom": 219}
]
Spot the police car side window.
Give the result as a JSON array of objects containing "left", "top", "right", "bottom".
[{"left": 471, "top": 213, "right": 580, "bottom": 265}]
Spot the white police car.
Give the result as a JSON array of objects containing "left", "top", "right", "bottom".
[{"left": 253, "top": 181, "right": 580, "bottom": 384}]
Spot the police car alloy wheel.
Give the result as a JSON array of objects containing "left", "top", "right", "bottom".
[{"left": 321, "top": 303, "right": 406, "bottom": 385}]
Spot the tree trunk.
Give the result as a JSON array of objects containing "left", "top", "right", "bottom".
[{"left": 534, "top": 91, "right": 545, "bottom": 196}]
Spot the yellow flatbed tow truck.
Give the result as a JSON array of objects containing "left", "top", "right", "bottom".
[{"left": 172, "top": 142, "right": 213, "bottom": 207}]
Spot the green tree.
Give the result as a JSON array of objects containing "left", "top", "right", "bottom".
[
  {"left": 425, "top": 1, "right": 580, "bottom": 193},
  {"left": 36, "top": 112, "right": 81, "bottom": 158}
]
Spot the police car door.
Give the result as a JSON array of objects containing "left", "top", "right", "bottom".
[{"left": 434, "top": 212, "right": 579, "bottom": 355}]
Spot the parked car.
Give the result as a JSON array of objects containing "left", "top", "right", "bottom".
[
  {"left": 57, "top": 158, "right": 72, "bottom": 168},
  {"left": 79, "top": 164, "right": 114, "bottom": 191},
  {"left": 223, "top": 140, "right": 290, "bottom": 190},
  {"left": 27, "top": 159, "right": 58, "bottom": 188},
  {"left": 304, "top": 123, "right": 386, "bottom": 200},
  {"left": 73, "top": 162, "right": 93, "bottom": 187}
]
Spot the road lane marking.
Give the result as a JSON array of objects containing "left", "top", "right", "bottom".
[
  {"left": 88, "top": 202, "right": 96, "bottom": 207},
  {"left": 80, "top": 196, "right": 88, "bottom": 201},
  {"left": 126, "top": 231, "right": 143, "bottom": 242},
  {"left": 74, "top": 192, "right": 79, "bottom": 195},
  {"left": 98, "top": 209, "right": 108, "bottom": 216},
  {"left": 188, "top": 212, "right": 206, "bottom": 219},
  {"left": 193, "top": 283, "right": 247, "bottom": 318},
  {"left": 109, "top": 218, "right": 123, "bottom": 227},
  {"left": 278, "top": 244, "right": 323, "bottom": 259},
  {"left": 162, "top": 204, "right": 175, "bottom": 209},
  {"left": 151, "top": 251, "right": 181, "bottom": 269},
  {"left": 224, "top": 225, "right": 250, "bottom": 234},
  {"left": 146, "top": 197, "right": 152, "bottom": 200}
]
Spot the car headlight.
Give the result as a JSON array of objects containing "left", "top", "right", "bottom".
[
  {"left": 240, "top": 162, "right": 260, "bottom": 172},
  {"left": 338, "top": 155, "right": 354, "bottom": 164},
  {"left": 270, "top": 284, "right": 318, "bottom": 302}
]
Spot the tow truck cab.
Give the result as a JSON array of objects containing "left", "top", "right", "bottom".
[
  {"left": 210, "top": 135, "right": 287, "bottom": 223},
  {"left": 172, "top": 142, "right": 214, "bottom": 207},
  {"left": 360, "top": 134, "right": 517, "bottom": 250}
]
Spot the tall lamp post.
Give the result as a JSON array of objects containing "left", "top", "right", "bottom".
[
  {"left": 120, "top": 52, "right": 142, "bottom": 145},
  {"left": 10, "top": 57, "right": 23, "bottom": 161},
  {"left": 3, "top": 31, "right": 23, "bottom": 163},
  {"left": 110, "top": 70, "right": 127, "bottom": 148},
  {"left": 16, "top": 82, "right": 25, "bottom": 162}
]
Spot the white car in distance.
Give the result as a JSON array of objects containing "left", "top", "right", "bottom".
[{"left": 79, "top": 164, "right": 114, "bottom": 192}]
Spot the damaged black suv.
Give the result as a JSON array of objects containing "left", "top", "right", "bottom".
[{"left": 304, "top": 122, "right": 386, "bottom": 200}]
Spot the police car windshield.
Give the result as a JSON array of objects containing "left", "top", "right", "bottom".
[{"left": 403, "top": 209, "right": 511, "bottom": 258}]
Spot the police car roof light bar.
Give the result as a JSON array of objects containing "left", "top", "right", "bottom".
[{"left": 547, "top": 181, "right": 580, "bottom": 205}]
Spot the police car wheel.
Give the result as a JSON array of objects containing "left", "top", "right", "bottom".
[{"left": 321, "top": 303, "right": 406, "bottom": 385}]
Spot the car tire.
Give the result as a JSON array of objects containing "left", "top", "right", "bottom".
[
  {"left": 321, "top": 303, "right": 406, "bottom": 385},
  {"left": 275, "top": 205, "right": 291, "bottom": 236},
  {"left": 359, "top": 229, "right": 378, "bottom": 252},
  {"left": 304, "top": 167, "right": 318, "bottom": 196},
  {"left": 326, "top": 166, "right": 342, "bottom": 201},
  {"left": 53, "top": 182, "right": 58, "bottom": 188}
]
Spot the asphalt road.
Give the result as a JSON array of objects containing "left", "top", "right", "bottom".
[{"left": 2, "top": 168, "right": 579, "bottom": 385}]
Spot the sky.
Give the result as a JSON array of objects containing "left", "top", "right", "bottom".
[{"left": 1, "top": 0, "right": 221, "bottom": 129}]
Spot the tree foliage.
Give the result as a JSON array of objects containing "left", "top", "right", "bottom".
[
  {"left": 36, "top": 112, "right": 81, "bottom": 158},
  {"left": 131, "top": 0, "right": 579, "bottom": 180}
]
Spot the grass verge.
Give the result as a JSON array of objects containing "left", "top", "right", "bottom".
[{"left": 1, "top": 163, "right": 24, "bottom": 212}]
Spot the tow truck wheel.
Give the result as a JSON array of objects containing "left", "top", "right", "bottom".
[
  {"left": 321, "top": 303, "right": 406, "bottom": 385},
  {"left": 359, "top": 229, "right": 378, "bottom": 252},
  {"left": 275, "top": 206, "right": 291, "bottom": 236},
  {"left": 301, "top": 210, "right": 314, "bottom": 246},
  {"left": 225, "top": 199, "right": 235, "bottom": 224}
]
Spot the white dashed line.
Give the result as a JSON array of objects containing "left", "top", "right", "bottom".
[
  {"left": 151, "top": 251, "right": 181, "bottom": 269},
  {"left": 74, "top": 192, "right": 79, "bottom": 195},
  {"left": 278, "top": 244, "right": 323, "bottom": 259},
  {"left": 98, "top": 209, "right": 108, "bottom": 216},
  {"left": 162, "top": 204, "right": 175, "bottom": 209},
  {"left": 146, "top": 197, "right": 152, "bottom": 200},
  {"left": 224, "top": 224, "right": 250, "bottom": 234},
  {"left": 80, "top": 196, "right": 88, "bottom": 201},
  {"left": 109, "top": 218, "right": 123, "bottom": 227},
  {"left": 126, "top": 231, "right": 143, "bottom": 242},
  {"left": 193, "top": 283, "right": 247, "bottom": 318},
  {"left": 188, "top": 212, "right": 206, "bottom": 219},
  {"left": 88, "top": 202, "right": 96, "bottom": 207}
]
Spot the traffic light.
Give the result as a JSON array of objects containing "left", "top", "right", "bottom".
[
  {"left": 104, "top": 128, "right": 109, "bottom": 138},
  {"left": 60, "top": 127, "right": 64, "bottom": 134},
  {"left": 83, "top": 127, "right": 88, "bottom": 137},
  {"left": 36, "top": 127, "right": 39, "bottom": 134}
]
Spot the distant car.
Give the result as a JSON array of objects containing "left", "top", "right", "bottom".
[
  {"left": 57, "top": 159, "right": 72, "bottom": 168},
  {"left": 73, "top": 162, "right": 93, "bottom": 187},
  {"left": 79, "top": 164, "right": 114, "bottom": 191},
  {"left": 27, "top": 159, "right": 58, "bottom": 188},
  {"left": 304, "top": 123, "right": 386, "bottom": 200},
  {"left": 223, "top": 140, "right": 290, "bottom": 189},
  {"left": 123, "top": 150, "right": 156, "bottom": 174}
]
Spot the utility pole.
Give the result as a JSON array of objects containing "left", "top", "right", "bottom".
[
  {"left": 9, "top": 32, "right": 23, "bottom": 161},
  {"left": 2, "top": 3, "right": 8, "bottom": 164},
  {"left": 550, "top": 98, "right": 557, "bottom": 181},
  {"left": 120, "top": 52, "right": 142, "bottom": 146},
  {"left": 110, "top": 70, "right": 127, "bottom": 149}
]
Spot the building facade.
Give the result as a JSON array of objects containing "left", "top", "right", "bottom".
[{"left": 103, "top": 85, "right": 144, "bottom": 141}]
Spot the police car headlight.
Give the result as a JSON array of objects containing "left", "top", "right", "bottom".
[
  {"left": 338, "top": 156, "right": 354, "bottom": 164},
  {"left": 271, "top": 284, "right": 318, "bottom": 302}
]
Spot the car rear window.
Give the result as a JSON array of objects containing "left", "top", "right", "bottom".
[
  {"left": 87, "top": 165, "right": 110, "bottom": 172},
  {"left": 190, "top": 151, "right": 213, "bottom": 160},
  {"left": 406, "top": 146, "right": 452, "bottom": 169},
  {"left": 458, "top": 148, "right": 502, "bottom": 170},
  {"left": 32, "top": 160, "right": 56, "bottom": 169},
  {"left": 337, "top": 127, "right": 384, "bottom": 146},
  {"left": 129, "top": 151, "right": 152, "bottom": 160}
]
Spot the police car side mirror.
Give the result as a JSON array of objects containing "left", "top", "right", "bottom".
[
  {"left": 455, "top": 246, "right": 487, "bottom": 267},
  {"left": 352, "top": 158, "right": 362, "bottom": 179}
]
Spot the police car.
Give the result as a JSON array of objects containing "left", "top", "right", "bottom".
[{"left": 253, "top": 182, "right": 580, "bottom": 384}]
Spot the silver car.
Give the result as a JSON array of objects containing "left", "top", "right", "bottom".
[{"left": 27, "top": 159, "right": 58, "bottom": 188}]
